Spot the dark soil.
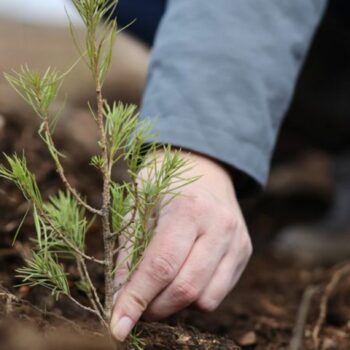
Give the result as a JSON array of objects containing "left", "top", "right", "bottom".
[{"left": 1, "top": 111, "right": 350, "bottom": 349}]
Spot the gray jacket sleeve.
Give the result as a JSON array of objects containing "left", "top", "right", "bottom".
[{"left": 140, "top": 0, "right": 327, "bottom": 194}]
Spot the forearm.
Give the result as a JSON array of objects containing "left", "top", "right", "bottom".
[{"left": 140, "top": 0, "right": 327, "bottom": 193}]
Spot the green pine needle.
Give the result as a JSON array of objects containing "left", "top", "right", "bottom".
[
  {"left": 0, "top": 154, "right": 43, "bottom": 208},
  {"left": 17, "top": 250, "right": 70, "bottom": 299},
  {"left": 43, "top": 191, "right": 89, "bottom": 252},
  {"left": 111, "top": 183, "right": 133, "bottom": 232},
  {"left": 4, "top": 66, "right": 63, "bottom": 119}
]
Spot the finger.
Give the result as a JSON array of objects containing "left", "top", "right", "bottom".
[
  {"left": 110, "top": 214, "right": 197, "bottom": 341},
  {"left": 144, "top": 233, "right": 228, "bottom": 320},
  {"left": 113, "top": 211, "right": 156, "bottom": 300},
  {"left": 195, "top": 236, "right": 252, "bottom": 312}
]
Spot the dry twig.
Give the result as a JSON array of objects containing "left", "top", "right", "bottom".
[
  {"left": 0, "top": 284, "right": 86, "bottom": 333},
  {"left": 312, "top": 263, "right": 350, "bottom": 349},
  {"left": 289, "top": 285, "right": 318, "bottom": 350}
]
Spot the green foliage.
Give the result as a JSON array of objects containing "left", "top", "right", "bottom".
[
  {"left": 2, "top": 0, "right": 195, "bottom": 340},
  {"left": 139, "top": 147, "right": 196, "bottom": 210},
  {"left": 44, "top": 191, "right": 89, "bottom": 252},
  {"left": 125, "top": 120, "right": 155, "bottom": 175},
  {"left": 71, "top": 0, "right": 117, "bottom": 81},
  {"left": 90, "top": 154, "right": 106, "bottom": 169},
  {"left": 17, "top": 250, "right": 70, "bottom": 299},
  {"left": 0, "top": 154, "right": 42, "bottom": 208},
  {"left": 111, "top": 183, "right": 133, "bottom": 233},
  {"left": 129, "top": 327, "right": 146, "bottom": 350},
  {"left": 18, "top": 207, "right": 68, "bottom": 298},
  {"left": 4, "top": 66, "right": 63, "bottom": 119},
  {"left": 104, "top": 102, "right": 140, "bottom": 163}
]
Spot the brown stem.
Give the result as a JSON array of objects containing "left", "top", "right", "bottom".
[
  {"left": 96, "top": 79, "right": 114, "bottom": 320},
  {"left": 67, "top": 294, "right": 107, "bottom": 328},
  {"left": 77, "top": 258, "right": 105, "bottom": 317},
  {"left": 43, "top": 118, "right": 102, "bottom": 216},
  {"left": 312, "top": 263, "right": 350, "bottom": 349},
  {"left": 39, "top": 208, "right": 105, "bottom": 265},
  {"left": 0, "top": 284, "right": 85, "bottom": 334},
  {"left": 289, "top": 285, "right": 318, "bottom": 350}
]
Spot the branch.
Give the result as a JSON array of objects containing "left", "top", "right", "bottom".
[
  {"left": 0, "top": 284, "right": 85, "bottom": 334},
  {"left": 109, "top": 207, "right": 136, "bottom": 240},
  {"left": 78, "top": 257, "right": 105, "bottom": 317},
  {"left": 96, "top": 77, "right": 114, "bottom": 318},
  {"left": 289, "top": 285, "right": 318, "bottom": 350},
  {"left": 67, "top": 294, "right": 107, "bottom": 328},
  {"left": 312, "top": 263, "right": 350, "bottom": 350},
  {"left": 109, "top": 181, "right": 138, "bottom": 240},
  {"left": 43, "top": 118, "right": 102, "bottom": 216},
  {"left": 39, "top": 208, "right": 105, "bottom": 265}
]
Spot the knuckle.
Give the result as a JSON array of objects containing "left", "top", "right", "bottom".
[
  {"left": 245, "top": 235, "right": 253, "bottom": 258},
  {"left": 114, "top": 266, "right": 129, "bottom": 280},
  {"left": 220, "top": 208, "right": 237, "bottom": 232},
  {"left": 171, "top": 279, "right": 200, "bottom": 303},
  {"left": 127, "top": 290, "right": 148, "bottom": 313},
  {"left": 148, "top": 254, "right": 177, "bottom": 284},
  {"left": 178, "top": 191, "right": 208, "bottom": 219},
  {"left": 239, "top": 230, "right": 253, "bottom": 262}
]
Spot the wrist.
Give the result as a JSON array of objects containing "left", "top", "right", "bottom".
[{"left": 154, "top": 149, "right": 236, "bottom": 204}]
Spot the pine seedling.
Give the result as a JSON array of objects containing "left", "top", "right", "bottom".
[{"left": 1, "top": 0, "right": 195, "bottom": 338}]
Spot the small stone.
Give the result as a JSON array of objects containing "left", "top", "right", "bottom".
[
  {"left": 17, "top": 285, "right": 30, "bottom": 299},
  {"left": 238, "top": 331, "right": 257, "bottom": 347}
]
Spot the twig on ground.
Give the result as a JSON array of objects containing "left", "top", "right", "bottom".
[
  {"left": 289, "top": 285, "right": 318, "bottom": 350},
  {"left": 312, "top": 262, "right": 350, "bottom": 350},
  {"left": 0, "top": 284, "right": 86, "bottom": 333}
]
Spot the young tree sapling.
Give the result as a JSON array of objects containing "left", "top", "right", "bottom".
[{"left": 0, "top": 0, "right": 195, "bottom": 339}]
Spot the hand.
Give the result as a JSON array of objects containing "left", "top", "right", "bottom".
[{"left": 110, "top": 151, "right": 253, "bottom": 341}]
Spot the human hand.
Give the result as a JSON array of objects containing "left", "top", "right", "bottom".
[{"left": 110, "top": 151, "right": 252, "bottom": 341}]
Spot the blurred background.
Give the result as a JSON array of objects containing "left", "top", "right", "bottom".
[{"left": 0, "top": 1, "right": 350, "bottom": 348}]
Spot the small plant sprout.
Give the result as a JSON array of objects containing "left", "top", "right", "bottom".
[{"left": 1, "top": 0, "right": 195, "bottom": 339}]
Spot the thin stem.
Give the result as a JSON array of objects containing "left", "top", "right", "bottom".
[
  {"left": 0, "top": 284, "right": 85, "bottom": 334},
  {"left": 109, "top": 212, "right": 135, "bottom": 240},
  {"left": 112, "top": 225, "right": 135, "bottom": 257},
  {"left": 96, "top": 78, "right": 114, "bottom": 320},
  {"left": 109, "top": 181, "right": 138, "bottom": 240},
  {"left": 38, "top": 208, "right": 105, "bottom": 265},
  {"left": 42, "top": 118, "right": 102, "bottom": 216},
  {"left": 312, "top": 263, "right": 350, "bottom": 349},
  {"left": 78, "top": 257, "right": 105, "bottom": 316},
  {"left": 76, "top": 259, "right": 102, "bottom": 316},
  {"left": 67, "top": 293, "right": 107, "bottom": 328}
]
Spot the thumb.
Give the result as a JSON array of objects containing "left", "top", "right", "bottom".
[{"left": 113, "top": 236, "right": 132, "bottom": 305}]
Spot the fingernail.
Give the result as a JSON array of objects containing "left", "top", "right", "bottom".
[{"left": 111, "top": 315, "right": 134, "bottom": 341}]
